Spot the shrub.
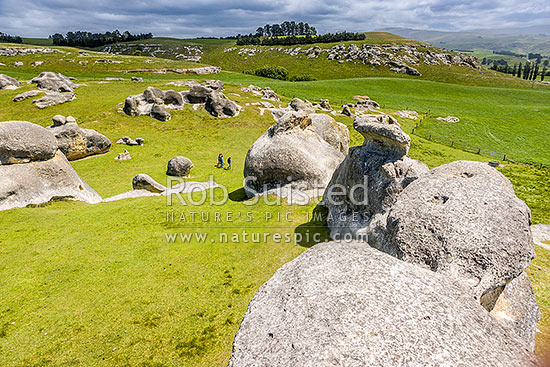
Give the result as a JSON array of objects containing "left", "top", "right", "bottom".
[
  {"left": 289, "top": 75, "right": 317, "bottom": 82},
  {"left": 253, "top": 65, "right": 289, "bottom": 80}
]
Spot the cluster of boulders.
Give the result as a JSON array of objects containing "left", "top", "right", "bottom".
[
  {"left": 116, "top": 136, "right": 144, "bottom": 146},
  {"left": 123, "top": 81, "right": 240, "bottom": 121},
  {"left": 224, "top": 43, "right": 482, "bottom": 76},
  {"left": 102, "top": 44, "right": 203, "bottom": 61},
  {"left": 5, "top": 72, "right": 79, "bottom": 108},
  {"left": 0, "top": 121, "right": 102, "bottom": 211},
  {"left": 47, "top": 115, "right": 111, "bottom": 160},
  {"left": 0, "top": 47, "right": 61, "bottom": 57},
  {"left": 230, "top": 113, "right": 541, "bottom": 366}
]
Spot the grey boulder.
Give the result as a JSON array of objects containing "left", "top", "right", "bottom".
[
  {"left": 227, "top": 241, "right": 539, "bottom": 367},
  {"left": 244, "top": 112, "right": 349, "bottom": 195},
  {"left": 123, "top": 87, "right": 184, "bottom": 121},
  {"left": 13, "top": 90, "right": 43, "bottom": 102},
  {"left": 289, "top": 98, "right": 315, "bottom": 114},
  {"left": 31, "top": 72, "right": 76, "bottom": 92},
  {"left": 33, "top": 92, "right": 75, "bottom": 109},
  {"left": 205, "top": 91, "right": 239, "bottom": 117},
  {"left": 0, "top": 121, "right": 58, "bottom": 164},
  {"left": 383, "top": 160, "right": 535, "bottom": 299},
  {"left": 0, "top": 74, "right": 20, "bottom": 90},
  {"left": 48, "top": 120, "right": 111, "bottom": 160},
  {"left": 323, "top": 114, "right": 428, "bottom": 242},
  {"left": 166, "top": 156, "right": 194, "bottom": 177},
  {"left": 132, "top": 174, "right": 166, "bottom": 193},
  {"left": 261, "top": 87, "right": 279, "bottom": 101}
]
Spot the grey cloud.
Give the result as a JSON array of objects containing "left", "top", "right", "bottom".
[{"left": 0, "top": 0, "right": 548, "bottom": 37}]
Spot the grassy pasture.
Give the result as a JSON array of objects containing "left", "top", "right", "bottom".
[{"left": 0, "top": 43, "right": 549, "bottom": 365}]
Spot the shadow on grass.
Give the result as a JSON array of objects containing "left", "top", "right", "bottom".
[
  {"left": 228, "top": 187, "right": 249, "bottom": 202},
  {"left": 294, "top": 204, "right": 331, "bottom": 248}
]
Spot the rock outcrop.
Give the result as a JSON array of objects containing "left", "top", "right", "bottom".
[
  {"left": 47, "top": 116, "right": 111, "bottom": 160},
  {"left": 166, "top": 156, "right": 194, "bottom": 177},
  {"left": 13, "top": 90, "right": 43, "bottom": 102},
  {"left": 0, "top": 74, "right": 20, "bottom": 90},
  {"left": 244, "top": 112, "right": 349, "bottom": 196},
  {"left": 33, "top": 92, "right": 75, "bottom": 109},
  {"left": 437, "top": 116, "right": 460, "bottom": 123},
  {"left": 383, "top": 161, "right": 535, "bottom": 300},
  {"left": 323, "top": 114, "right": 428, "bottom": 242},
  {"left": 114, "top": 150, "right": 131, "bottom": 161},
  {"left": 0, "top": 121, "right": 101, "bottom": 211},
  {"left": 227, "top": 241, "right": 539, "bottom": 367},
  {"left": 31, "top": 72, "right": 76, "bottom": 92}
]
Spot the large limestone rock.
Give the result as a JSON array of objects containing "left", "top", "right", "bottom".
[
  {"left": 383, "top": 161, "right": 535, "bottom": 299},
  {"left": 488, "top": 272, "right": 540, "bottom": 351},
  {"left": 0, "top": 121, "right": 58, "bottom": 164},
  {"left": 0, "top": 74, "right": 20, "bottom": 90},
  {"left": 47, "top": 117, "right": 111, "bottom": 160},
  {"left": 123, "top": 87, "right": 184, "bottom": 121},
  {"left": 228, "top": 241, "right": 539, "bottom": 367},
  {"left": 13, "top": 90, "right": 43, "bottom": 102},
  {"left": 323, "top": 114, "right": 428, "bottom": 242},
  {"left": 243, "top": 112, "right": 349, "bottom": 196},
  {"left": 31, "top": 72, "right": 76, "bottom": 92},
  {"left": 166, "top": 156, "right": 194, "bottom": 177},
  {"left": 0, "top": 121, "right": 101, "bottom": 211},
  {"left": 205, "top": 90, "right": 239, "bottom": 117}
]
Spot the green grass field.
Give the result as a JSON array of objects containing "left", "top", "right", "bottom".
[{"left": 0, "top": 42, "right": 549, "bottom": 365}]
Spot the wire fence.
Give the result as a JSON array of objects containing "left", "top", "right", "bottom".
[{"left": 411, "top": 113, "right": 547, "bottom": 169}]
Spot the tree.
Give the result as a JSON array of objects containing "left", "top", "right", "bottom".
[
  {"left": 542, "top": 67, "right": 547, "bottom": 81},
  {"left": 517, "top": 63, "right": 522, "bottom": 78},
  {"left": 512, "top": 64, "right": 517, "bottom": 76}
]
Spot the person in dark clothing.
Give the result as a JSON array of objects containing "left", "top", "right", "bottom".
[{"left": 226, "top": 156, "right": 232, "bottom": 170}]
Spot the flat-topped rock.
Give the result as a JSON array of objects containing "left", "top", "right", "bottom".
[{"left": 31, "top": 72, "right": 76, "bottom": 92}]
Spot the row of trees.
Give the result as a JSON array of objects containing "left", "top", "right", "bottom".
[
  {"left": 49, "top": 30, "right": 153, "bottom": 48},
  {"left": 236, "top": 31, "right": 365, "bottom": 46},
  {"left": 489, "top": 61, "right": 548, "bottom": 81},
  {"left": 0, "top": 32, "right": 22, "bottom": 43},
  {"left": 254, "top": 21, "right": 317, "bottom": 37}
]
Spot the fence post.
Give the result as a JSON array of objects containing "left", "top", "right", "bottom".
[
  {"left": 477, "top": 148, "right": 481, "bottom": 154},
  {"left": 503, "top": 154, "right": 506, "bottom": 161},
  {"left": 451, "top": 141, "right": 454, "bottom": 147}
]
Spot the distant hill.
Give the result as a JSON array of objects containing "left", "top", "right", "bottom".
[{"left": 380, "top": 28, "right": 550, "bottom": 55}]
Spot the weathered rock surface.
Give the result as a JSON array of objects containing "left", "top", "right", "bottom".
[
  {"left": 244, "top": 112, "right": 349, "bottom": 196},
  {"left": 383, "top": 161, "right": 535, "bottom": 299},
  {"left": 166, "top": 156, "right": 194, "bottom": 177},
  {"left": 323, "top": 114, "right": 428, "bottom": 241},
  {"left": 13, "top": 90, "right": 43, "bottom": 102},
  {"left": 33, "top": 92, "right": 75, "bottom": 109},
  {"left": 289, "top": 98, "right": 314, "bottom": 114},
  {"left": 488, "top": 272, "right": 540, "bottom": 351},
  {"left": 342, "top": 105, "right": 353, "bottom": 117},
  {"left": 47, "top": 118, "right": 111, "bottom": 160},
  {"left": 227, "top": 241, "right": 539, "bottom": 367},
  {"left": 531, "top": 224, "right": 550, "bottom": 250},
  {"left": 0, "top": 74, "right": 20, "bottom": 90},
  {"left": 123, "top": 87, "right": 187, "bottom": 121},
  {"left": 116, "top": 136, "right": 140, "bottom": 146},
  {"left": 205, "top": 90, "right": 239, "bottom": 117},
  {"left": 261, "top": 87, "right": 279, "bottom": 101},
  {"left": 31, "top": 72, "right": 76, "bottom": 92},
  {"left": 0, "top": 121, "right": 101, "bottom": 211},
  {"left": 132, "top": 174, "right": 166, "bottom": 193},
  {"left": 0, "top": 121, "right": 58, "bottom": 164}
]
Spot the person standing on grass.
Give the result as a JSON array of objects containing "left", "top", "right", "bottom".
[{"left": 227, "top": 156, "right": 232, "bottom": 170}]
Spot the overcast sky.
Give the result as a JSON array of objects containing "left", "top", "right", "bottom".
[{"left": 0, "top": 0, "right": 549, "bottom": 37}]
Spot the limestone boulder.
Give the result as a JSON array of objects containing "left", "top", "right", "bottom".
[
  {"left": 48, "top": 119, "right": 111, "bottom": 160},
  {"left": 227, "top": 241, "right": 539, "bottom": 367},
  {"left": 13, "top": 90, "right": 43, "bottom": 102},
  {"left": 0, "top": 121, "right": 58, "bottom": 164},
  {"left": 33, "top": 92, "right": 75, "bottom": 109},
  {"left": 323, "top": 114, "right": 428, "bottom": 242},
  {"left": 244, "top": 112, "right": 349, "bottom": 196},
  {"left": 132, "top": 174, "right": 166, "bottom": 193},
  {"left": 383, "top": 161, "right": 535, "bottom": 299},
  {"left": 205, "top": 91, "right": 239, "bottom": 117},
  {"left": 166, "top": 156, "right": 194, "bottom": 177},
  {"left": 31, "top": 72, "right": 76, "bottom": 92},
  {"left": 0, "top": 74, "right": 20, "bottom": 90}
]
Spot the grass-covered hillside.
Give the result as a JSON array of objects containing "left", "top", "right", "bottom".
[
  {"left": 66, "top": 32, "right": 547, "bottom": 88},
  {"left": 0, "top": 42, "right": 549, "bottom": 365}
]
